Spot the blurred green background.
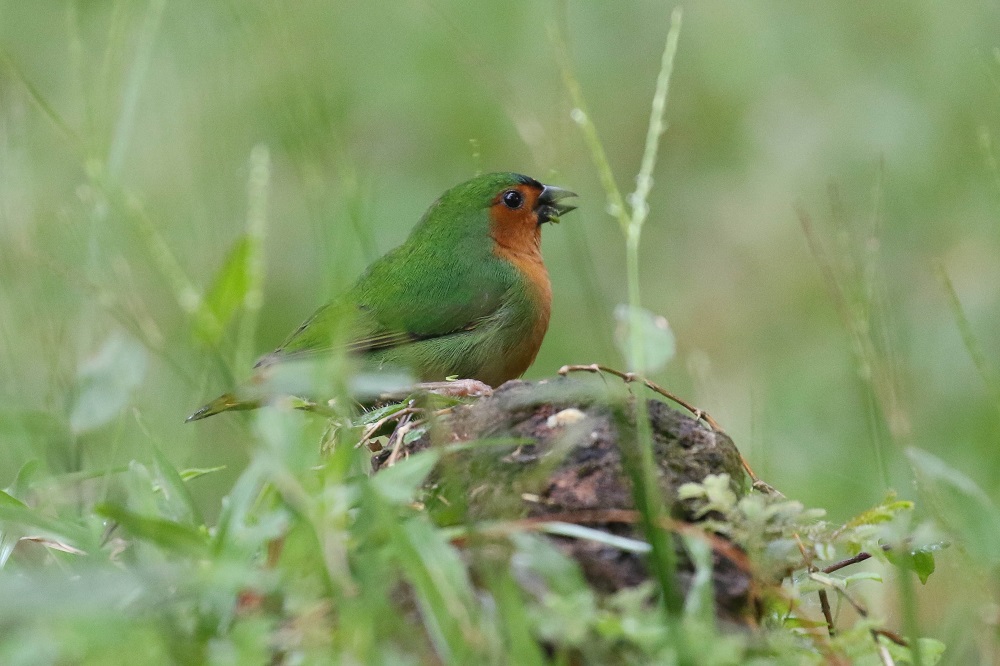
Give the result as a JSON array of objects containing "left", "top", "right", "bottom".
[{"left": 1, "top": 0, "right": 998, "bottom": 655}]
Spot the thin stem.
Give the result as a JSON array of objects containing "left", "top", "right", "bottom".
[
  {"left": 238, "top": 145, "right": 271, "bottom": 371},
  {"left": 550, "top": 26, "right": 629, "bottom": 233},
  {"left": 818, "top": 589, "right": 836, "bottom": 637},
  {"left": 629, "top": 6, "right": 682, "bottom": 237},
  {"left": 625, "top": 7, "right": 681, "bottom": 376},
  {"left": 625, "top": 228, "right": 645, "bottom": 362},
  {"left": 933, "top": 258, "right": 1000, "bottom": 408},
  {"left": 551, "top": 5, "right": 687, "bottom": 626},
  {"left": 559, "top": 363, "right": 722, "bottom": 429},
  {"left": 898, "top": 565, "right": 924, "bottom": 666},
  {"left": 107, "top": 0, "right": 166, "bottom": 177}
]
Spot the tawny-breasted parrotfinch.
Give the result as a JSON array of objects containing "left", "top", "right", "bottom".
[{"left": 188, "top": 172, "right": 576, "bottom": 421}]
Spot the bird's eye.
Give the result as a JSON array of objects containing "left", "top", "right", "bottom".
[{"left": 501, "top": 189, "right": 524, "bottom": 210}]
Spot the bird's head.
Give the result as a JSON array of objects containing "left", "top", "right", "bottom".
[
  {"left": 483, "top": 173, "right": 578, "bottom": 228},
  {"left": 412, "top": 172, "right": 577, "bottom": 261},
  {"left": 484, "top": 173, "right": 576, "bottom": 265},
  {"left": 487, "top": 173, "right": 576, "bottom": 262}
]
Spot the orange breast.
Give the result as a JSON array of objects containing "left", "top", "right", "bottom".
[{"left": 488, "top": 184, "right": 553, "bottom": 383}]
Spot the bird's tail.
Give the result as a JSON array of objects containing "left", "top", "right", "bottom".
[{"left": 185, "top": 393, "right": 259, "bottom": 422}]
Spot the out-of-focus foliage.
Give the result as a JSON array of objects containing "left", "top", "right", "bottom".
[{"left": 1, "top": 0, "right": 999, "bottom": 662}]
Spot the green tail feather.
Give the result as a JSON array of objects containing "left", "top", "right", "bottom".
[{"left": 185, "top": 393, "right": 259, "bottom": 422}]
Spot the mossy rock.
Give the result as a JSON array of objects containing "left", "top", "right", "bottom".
[{"left": 372, "top": 377, "right": 754, "bottom": 622}]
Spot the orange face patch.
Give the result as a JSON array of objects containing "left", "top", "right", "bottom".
[
  {"left": 488, "top": 183, "right": 549, "bottom": 289},
  {"left": 488, "top": 183, "right": 546, "bottom": 259}
]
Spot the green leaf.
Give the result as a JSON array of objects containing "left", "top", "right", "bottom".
[
  {"left": 0, "top": 496, "right": 90, "bottom": 548},
  {"left": 886, "top": 542, "right": 941, "bottom": 585},
  {"left": 802, "top": 571, "right": 846, "bottom": 593},
  {"left": 5, "top": 459, "right": 40, "bottom": 498},
  {"left": 213, "top": 457, "right": 269, "bottom": 556},
  {"left": 0, "top": 461, "right": 42, "bottom": 568},
  {"left": 912, "top": 550, "right": 935, "bottom": 584},
  {"left": 681, "top": 533, "right": 715, "bottom": 630},
  {"left": 511, "top": 532, "right": 590, "bottom": 597},
  {"left": 679, "top": 473, "right": 738, "bottom": 518},
  {"left": 194, "top": 235, "right": 252, "bottom": 345},
  {"left": 843, "top": 571, "right": 882, "bottom": 586},
  {"left": 96, "top": 503, "right": 208, "bottom": 557},
  {"left": 371, "top": 449, "right": 441, "bottom": 505},
  {"left": 179, "top": 466, "right": 227, "bottom": 482},
  {"left": 69, "top": 331, "right": 148, "bottom": 435},
  {"left": 354, "top": 402, "right": 408, "bottom": 427},
  {"left": 149, "top": 440, "right": 203, "bottom": 526},
  {"left": 906, "top": 447, "right": 1000, "bottom": 563},
  {"left": 537, "top": 522, "right": 650, "bottom": 554},
  {"left": 481, "top": 567, "right": 546, "bottom": 666},
  {"left": 844, "top": 498, "right": 914, "bottom": 528},
  {"left": 392, "top": 517, "right": 481, "bottom": 663},
  {"left": 614, "top": 304, "right": 676, "bottom": 373},
  {"left": 886, "top": 636, "right": 946, "bottom": 665}
]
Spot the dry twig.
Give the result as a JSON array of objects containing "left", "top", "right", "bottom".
[{"left": 558, "top": 363, "right": 781, "bottom": 495}]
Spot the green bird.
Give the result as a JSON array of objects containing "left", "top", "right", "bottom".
[{"left": 187, "top": 172, "right": 577, "bottom": 421}]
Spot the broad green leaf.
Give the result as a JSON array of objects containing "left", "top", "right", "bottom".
[
  {"left": 481, "top": 567, "right": 547, "bottom": 666},
  {"left": 537, "top": 522, "right": 651, "bottom": 554},
  {"left": 907, "top": 447, "right": 1000, "bottom": 563},
  {"left": 886, "top": 544, "right": 941, "bottom": 585},
  {"left": 69, "top": 331, "right": 148, "bottom": 435},
  {"left": 194, "top": 235, "right": 252, "bottom": 344},
  {"left": 886, "top": 636, "right": 946, "bottom": 665},
  {"left": 681, "top": 534, "right": 715, "bottom": 630},
  {"left": 844, "top": 499, "right": 914, "bottom": 529},
  {"left": 5, "top": 459, "right": 39, "bottom": 499},
  {"left": 179, "top": 466, "right": 227, "bottom": 482},
  {"left": 912, "top": 550, "right": 935, "bottom": 584},
  {"left": 371, "top": 449, "right": 441, "bottom": 505},
  {"left": 843, "top": 571, "right": 882, "bottom": 586},
  {"left": 511, "top": 532, "right": 590, "bottom": 598},
  {"left": 213, "top": 457, "right": 269, "bottom": 556},
  {"left": 392, "top": 517, "right": 481, "bottom": 663},
  {"left": 96, "top": 503, "right": 208, "bottom": 557},
  {"left": 0, "top": 461, "right": 41, "bottom": 568},
  {"left": 614, "top": 304, "right": 675, "bottom": 373},
  {"left": 150, "top": 440, "right": 202, "bottom": 526},
  {"left": 0, "top": 496, "right": 90, "bottom": 548}
]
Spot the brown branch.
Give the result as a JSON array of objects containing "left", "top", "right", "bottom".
[
  {"left": 558, "top": 363, "right": 723, "bottom": 430},
  {"left": 822, "top": 544, "right": 892, "bottom": 574},
  {"left": 873, "top": 628, "right": 908, "bottom": 647},
  {"left": 818, "top": 589, "right": 836, "bottom": 637},
  {"left": 795, "top": 532, "right": 837, "bottom": 637},
  {"left": 807, "top": 541, "right": 909, "bottom": 663}
]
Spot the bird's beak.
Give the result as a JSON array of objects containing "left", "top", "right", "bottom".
[{"left": 536, "top": 185, "right": 578, "bottom": 224}]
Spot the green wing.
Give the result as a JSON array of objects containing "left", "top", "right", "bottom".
[{"left": 255, "top": 240, "right": 514, "bottom": 368}]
